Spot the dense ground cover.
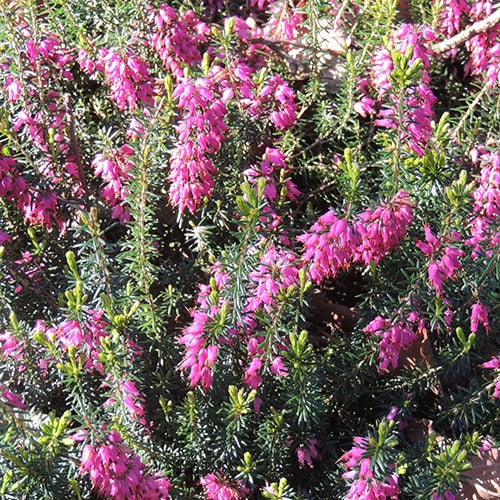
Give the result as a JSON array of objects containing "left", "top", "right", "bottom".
[{"left": 0, "top": 0, "right": 498, "bottom": 498}]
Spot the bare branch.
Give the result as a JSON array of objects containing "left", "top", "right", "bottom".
[{"left": 433, "top": 7, "right": 500, "bottom": 55}]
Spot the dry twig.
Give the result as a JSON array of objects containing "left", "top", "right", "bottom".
[{"left": 433, "top": 7, "right": 500, "bottom": 54}]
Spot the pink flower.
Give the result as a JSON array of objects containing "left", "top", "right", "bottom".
[
  {"left": 365, "top": 316, "right": 418, "bottom": 371},
  {"left": 481, "top": 356, "right": 500, "bottom": 399},
  {"left": 152, "top": 6, "right": 209, "bottom": 79},
  {"left": 80, "top": 431, "right": 171, "bottom": 499},
  {"left": 432, "top": 491, "right": 456, "bottom": 500},
  {"left": 358, "top": 24, "right": 437, "bottom": 156},
  {"left": 0, "top": 330, "right": 23, "bottom": 361},
  {"left": 263, "top": 1, "right": 305, "bottom": 41},
  {"left": 244, "top": 357, "right": 263, "bottom": 389},
  {"left": 341, "top": 434, "right": 400, "bottom": 499},
  {"left": 296, "top": 438, "right": 318, "bottom": 468},
  {"left": 464, "top": 1, "right": 500, "bottom": 86},
  {"left": 97, "top": 48, "right": 154, "bottom": 111},
  {"left": 300, "top": 191, "right": 412, "bottom": 283},
  {"left": 78, "top": 49, "right": 96, "bottom": 74},
  {"left": 481, "top": 437, "right": 495, "bottom": 450},
  {"left": 354, "top": 191, "right": 413, "bottom": 266},
  {"left": 250, "top": 74, "right": 297, "bottom": 130},
  {"left": 200, "top": 473, "right": 247, "bottom": 500},
  {"left": 298, "top": 212, "right": 359, "bottom": 283},
  {"left": 4, "top": 77, "right": 21, "bottom": 102},
  {"left": 270, "top": 356, "right": 288, "bottom": 376},
  {"left": 245, "top": 243, "right": 300, "bottom": 314},
  {"left": 482, "top": 357, "right": 500, "bottom": 370},
  {"left": 1, "top": 389, "right": 27, "bottom": 410},
  {"left": 168, "top": 77, "right": 228, "bottom": 213},
  {"left": 126, "top": 118, "right": 145, "bottom": 140},
  {"left": 92, "top": 144, "right": 134, "bottom": 223},
  {"left": 470, "top": 302, "right": 489, "bottom": 333}
]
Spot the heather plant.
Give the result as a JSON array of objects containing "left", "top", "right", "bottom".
[{"left": 0, "top": 0, "right": 498, "bottom": 499}]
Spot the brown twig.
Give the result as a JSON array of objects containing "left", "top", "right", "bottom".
[
  {"left": 247, "top": 37, "right": 310, "bottom": 72},
  {"left": 433, "top": 7, "right": 500, "bottom": 55}
]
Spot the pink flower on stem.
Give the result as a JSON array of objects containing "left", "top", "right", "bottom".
[
  {"left": 465, "top": 1, "right": 500, "bottom": 86},
  {"left": 244, "top": 357, "right": 263, "bottom": 390},
  {"left": 416, "top": 226, "right": 464, "bottom": 295},
  {"left": 432, "top": 491, "right": 456, "bottom": 500},
  {"left": 481, "top": 357, "right": 499, "bottom": 400},
  {"left": 296, "top": 438, "right": 319, "bottom": 468},
  {"left": 97, "top": 48, "right": 154, "bottom": 111},
  {"left": 356, "top": 24, "right": 437, "bottom": 156},
  {"left": 341, "top": 435, "right": 400, "bottom": 499},
  {"left": 200, "top": 472, "right": 247, "bottom": 500},
  {"left": 179, "top": 263, "right": 231, "bottom": 390},
  {"left": 0, "top": 330, "right": 24, "bottom": 361},
  {"left": 354, "top": 190, "right": 413, "bottom": 266},
  {"left": 152, "top": 5, "right": 209, "bottom": 79},
  {"left": 263, "top": 1, "right": 306, "bottom": 41},
  {"left": 365, "top": 316, "right": 418, "bottom": 372},
  {"left": 4, "top": 77, "right": 21, "bottom": 102},
  {"left": 270, "top": 356, "right": 288, "bottom": 377},
  {"left": 121, "top": 379, "right": 146, "bottom": 425},
  {"left": 465, "top": 149, "right": 499, "bottom": 256},
  {"left": 470, "top": 302, "right": 489, "bottom": 333},
  {"left": 300, "top": 191, "right": 412, "bottom": 283},
  {"left": 1, "top": 389, "right": 27, "bottom": 410},
  {"left": 245, "top": 243, "right": 300, "bottom": 314},
  {"left": 298, "top": 212, "right": 359, "bottom": 283},
  {"left": 92, "top": 144, "right": 134, "bottom": 223},
  {"left": 439, "top": 0, "right": 470, "bottom": 38},
  {"left": 168, "top": 77, "right": 228, "bottom": 213},
  {"left": 80, "top": 430, "right": 171, "bottom": 499},
  {"left": 251, "top": 74, "right": 297, "bottom": 130}
]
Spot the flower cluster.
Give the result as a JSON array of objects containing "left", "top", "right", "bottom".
[
  {"left": 92, "top": 144, "right": 135, "bottom": 223},
  {"left": 439, "top": 0, "right": 500, "bottom": 86},
  {"left": 481, "top": 357, "right": 500, "bottom": 399},
  {"left": 465, "top": 1, "right": 500, "bottom": 86},
  {"left": 263, "top": 1, "right": 306, "bottom": 41},
  {"left": 103, "top": 378, "right": 147, "bottom": 425},
  {"left": 341, "top": 435, "right": 400, "bottom": 499},
  {"left": 470, "top": 301, "right": 489, "bottom": 333},
  {"left": 249, "top": 74, "right": 298, "bottom": 130},
  {"left": 354, "top": 190, "right": 414, "bottom": 265},
  {"left": 245, "top": 243, "right": 300, "bottom": 314},
  {"left": 169, "top": 76, "right": 228, "bottom": 213},
  {"left": 95, "top": 48, "right": 154, "bottom": 111},
  {"left": 80, "top": 430, "right": 171, "bottom": 499},
  {"left": 243, "top": 146, "right": 300, "bottom": 219},
  {"left": 180, "top": 239, "right": 300, "bottom": 392},
  {"left": 299, "top": 191, "right": 413, "bottom": 283},
  {"left": 36, "top": 310, "right": 110, "bottom": 375},
  {"left": 152, "top": 5, "right": 209, "bottom": 79},
  {"left": 364, "top": 315, "right": 419, "bottom": 372},
  {"left": 355, "top": 24, "right": 437, "bottom": 156},
  {"left": 296, "top": 438, "right": 319, "bottom": 468},
  {"left": 178, "top": 263, "right": 229, "bottom": 390},
  {"left": 2, "top": 30, "right": 84, "bottom": 229},
  {"left": 466, "top": 148, "right": 500, "bottom": 257},
  {"left": 416, "top": 225, "right": 464, "bottom": 295},
  {"left": 200, "top": 472, "right": 247, "bottom": 499}
]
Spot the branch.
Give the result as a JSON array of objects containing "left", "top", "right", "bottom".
[{"left": 433, "top": 7, "right": 500, "bottom": 55}]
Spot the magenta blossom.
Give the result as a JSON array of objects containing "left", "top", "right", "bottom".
[
  {"left": 200, "top": 472, "right": 248, "bottom": 499},
  {"left": 470, "top": 302, "right": 490, "bottom": 333},
  {"left": 80, "top": 430, "right": 171, "bottom": 499}
]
